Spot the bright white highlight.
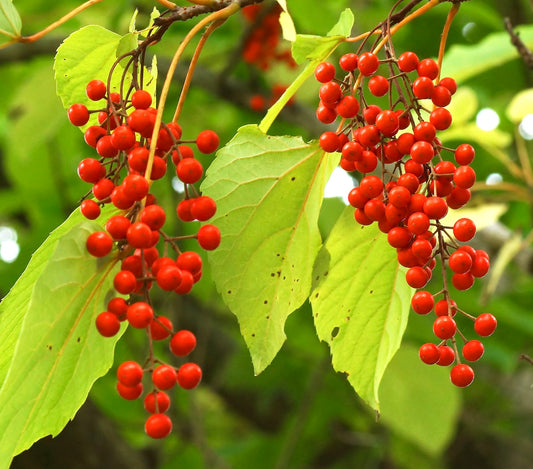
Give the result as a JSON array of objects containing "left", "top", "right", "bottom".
[
  {"left": 486, "top": 173, "right": 503, "bottom": 185},
  {"left": 476, "top": 108, "right": 500, "bottom": 131},
  {"left": 0, "top": 226, "right": 19, "bottom": 263},
  {"left": 519, "top": 114, "right": 533, "bottom": 140},
  {"left": 324, "top": 166, "right": 354, "bottom": 205},
  {"left": 171, "top": 176, "right": 185, "bottom": 193}
]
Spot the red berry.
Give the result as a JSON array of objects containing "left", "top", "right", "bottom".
[
  {"left": 144, "top": 391, "right": 171, "bottom": 414},
  {"left": 368, "top": 75, "right": 389, "bottom": 97},
  {"left": 417, "top": 58, "right": 439, "bottom": 79},
  {"left": 448, "top": 250, "right": 473, "bottom": 274},
  {"left": 177, "top": 158, "right": 203, "bottom": 184},
  {"left": 117, "top": 382, "right": 143, "bottom": 400},
  {"left": 96, "top": 135, "right": 119, "bottom": 158},
  {"left": 177, "top": 362, "right": 202, "bottom": 390},
  {"left": 406, "top": 266, "right": 429, "bottom": 288},
  {"left": 80, "top": 199, "right": 100, "bottom": 220},
  {"left": 339, "top": 53, "right": 358, "bottom": 71},
  {"left": 411, "top": 290, "right": 434, "bottom": 315},
  {"left": 84, "top": 125, "right": 107, "bottom": 148},
  {"left": 127, "top": 222, "right": 153, "bottom": 249},
  {"left": 117, "top": 360, "right": 143, "bottom": 386},
  {"left": 108, "top": 297, "right": 128, "bottom": 321},
  {"left": 152, "top": 364, "right": 177, "bottom": 390},
  {"left": 145, "top": 413, "right": 172, "bottom": 439},
  {"left": 431, "top": 85, "right": 452, "bottom": 107},
  {"left": 436, "top": 345, "right": 455, "bottom": 366},
  {"left": 407, "top": 212, "right": 430, "bottom": 235},
  {"left": 122, "top": 174, "right": 150, "bottom": 201},
  {"left": 410, "top": 141, "right": 434, "bottom": 164},
  {"left": 78, "top": 158, "right": 105, "bottom": 183},
  {"left": 86, "top": 231, "right": 113, "bottom": 258},
  {"left": 455, "top": 144, "right": 475, "bottom": 165},
  {"left": 474, "top": 313, "right": 497, "bottom": 337},
  {"left": 453, "top": 218, "right": 476, "bottom": 242},
  {"left": 387, "top": 226, "right": 412, "bottom": 249},
  {"left": 452, "top": 272, "right": 475, "bottom": 290},
  {"left": 314, "top": 62, "right": 336, "bottom": 82},
  {"left": 68, "top": 103, "right": 90, "bottom": 126},
  {"left": 434, "top": 299, "right": 457, "bottom": 317},
  {"left": 156, "top": 265, "right": 183, "bottom": 291},
  {"left": 197, "top": 224, "right": 221, "bottom": 250},
  {"left": 95, "top": 312, "right": 120, "bottom": 337},
  {"left": 196, "top": 129, "right": 219, "bottom": 154},
  {"left": 358, "top": 52, "right": 379, "bottom": 76},
  {"left": 319, "top": 131, "right": 341, "bottom": 153},
  {"left": 141, "top": 204, "right": 166, "bottom": 230},
  {"left": 430, "top": 108, "right": 452, "bottom": 130},
  {"left": 375, "top": 110, "right": 399, "bottom": 136},
  {"left": 92, "top": 178, "right": 114, "bottom": 200},
  {"left": 86, "top": 80, "right": 106, "bottom": 101},
  {"left": 176, "top": 251, "right": 203, "bottom": 274},
  {"left": 462, "top": 339, "right": 484, "bottom": 361},
  {"left": 111, "top": 125, "right": 136, "bottom": 150},
  {"left": 126, "top": 301, "right": 154, "bottom": 328},
  {"left": 106, "top": 215, "right": 131, "bottom": 240},
  {"left": 131, "top": 89, "right": 152, "bottom": 109},
  {"left": 170, "top": 330, "right": 197, "bottom": 356},
  {"left": 419, "top": 343, "right": 439, "bottom": 364},
  {"left": 150, "top": 316, "right": 173, "bottom": 341},
  {"left": 450, "top": 364, "right": 474, "bottom": 387},
  {"left": 433, "top": 316, "right": 457, "bottom": 340},
  {"left": 113, "top": 270, "right": 137, "bottom": 295},
  {"left": 423, "top": 196, "right": 448, "bottom": 220},
  {"left": 398, "top": 51, "right": 419, "bottom": 72},
  {"left": 335, "top": 95, "right": 359, "bottom": 119},
  {"left": 412, "top": 76, "right": 434, "bottom": 99},
  {"left": 453, "top": 165, "right": 476, "bottom": 189}
]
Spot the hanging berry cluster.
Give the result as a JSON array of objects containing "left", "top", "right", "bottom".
[
  {"left": 315, "top": 49, "right": 496, "bottom": 387},
  {"left": 67, "top": 76, "right": 221, "bottom": 438}
]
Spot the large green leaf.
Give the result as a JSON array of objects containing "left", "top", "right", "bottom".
[
  {"left": 442, "top": 25, "right": 533, "bottom": 83},
  {"left": 0, "top": 0, "right": 21, "bottom": 40},
  {"left": 310, "top": 207, "right": 412, "bottom": 410},
  {"left": 0, "top": 209, "right": 123, "bottom": 466},
  {"left": 202, "top": 125, "right": 337, "bottom": 375},
  {"left": 379, "top": 345, "right": 462, "bottom": 456}
]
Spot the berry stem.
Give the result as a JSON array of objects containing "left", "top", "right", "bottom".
[
  {"left": 173, "top": 19, "right": 226, "bottom": 124},
  {"left": 436, "top": 3, "right": 460, "bottom": 84},
  {"left": 144, "top": 3, "right": 240, "bottom": 184}
]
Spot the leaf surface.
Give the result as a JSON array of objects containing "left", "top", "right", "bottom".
[
  {"left": 310, "top": 207, "right": 412, "bottom": 410},
  {"left": 0, "top": 209, "right": 122, "bottom": 465},
  {"left": 379, "top": 345, "right": 462, "bottom": 455},
  {"left": 202, "top": 125, "right": 337, "bottom": 374},
  {"left": 0, "top": 0, "right": 21, "bottom": 39}
]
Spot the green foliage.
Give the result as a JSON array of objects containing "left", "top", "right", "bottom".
[
  {"left": 311, "top": 207, "right": 412, "bottom": 410},
  {"left": 0, "top": 208, "right": 122, "bottom": 466},
  {"left": 0, "top": 0, "right": 21, "bottom": 41},
  {"left": 202, "top": 124, "right": 337, "bottom": 374},
  {"left": 379, "top": 345, "right": 462, "bottom": 455}
]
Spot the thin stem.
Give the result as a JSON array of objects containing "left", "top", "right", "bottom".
[
  {"left": 144, "top": 2, "right": 240, "bottom": 184},
  {"left": 436, "top": 3, "right": 460, "bottom": 83},
  {"left": 515, "top": 128, "right": 533, "bottom": 189},
  {"left": 13, "top": 0, "right": 105, "bottom": 45},
  {"left": 373, "top": 0, "right": 440, "bottom": 55},
  {"left": 173, "top": 19, "right": 225, "bottom": 123},
  {"left": 157, "top": 0, "right": 176, "bottom": 7}
]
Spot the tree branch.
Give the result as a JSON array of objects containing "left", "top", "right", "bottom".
[{"left": 504, "top": 17, "right": 533, "bottom": 69}]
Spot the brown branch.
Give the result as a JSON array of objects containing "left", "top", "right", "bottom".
[{"left": 504, "top": 17, "right": 533, "bottom": 69}]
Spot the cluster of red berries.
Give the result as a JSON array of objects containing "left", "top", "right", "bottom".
[
  {"left": 241, "top": 4, "right": 296, "bottom": 71},
  {"left": 314, "top": 50, "right": 496, "bottom": 387},
  {"left": 67, "top": 78, "right": 221, "bottom": 438}
]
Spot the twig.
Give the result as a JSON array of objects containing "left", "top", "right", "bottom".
[{"left": 504, "top": 17, "right": 533, "bottom": 69}]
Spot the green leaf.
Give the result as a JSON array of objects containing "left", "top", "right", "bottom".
[
  {"left": 506, "top": 88, "right": 533, "bottom": 123},
  {"left": 446, "top": 87, "right": 478, "bottom": 125},
  {"left": 440, "top": 123, "right": 512, "bottom": 148},
  {"left": 442, "top": 25, "right": 533, "bottom": 83},
  {"left": 0, "top": 209, "right": 123, "bottom": 465},
  {"left": 202, "top": 125, "right": 337, "bottom": 375},
  {"left": 327, "top": 8, "right": 354, "bottom": 37},
  {"left": 291, "top": 8, "right": 353, "bottom": 64},
  {"left": 54, "top": 26, "right": 138, "bottom": 129},
  {"left": 379, "top": 345, "right": 462, "bottom": 456},
  {"left": 310, "top": 207, "right": 413, "bottom": 410},
  {"left": 0, "top": 0, "right": 21, "bottom": 39}
]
